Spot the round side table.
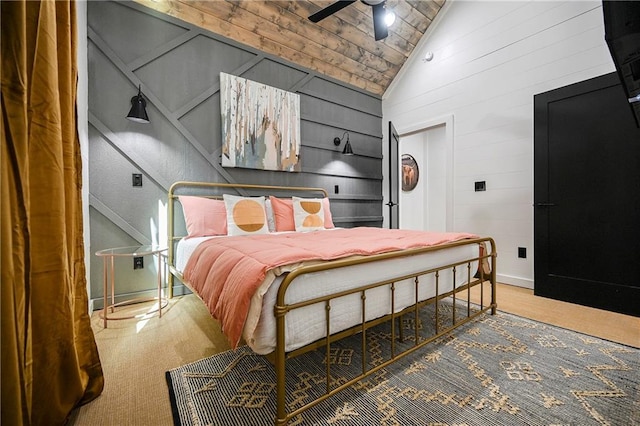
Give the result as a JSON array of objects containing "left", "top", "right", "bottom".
[{"left": 96, "top": 245, "right": 168, "bottom": 328}]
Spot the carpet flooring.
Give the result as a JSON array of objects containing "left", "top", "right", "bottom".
[{"left": 166, "top": 301, "right": 639, "bottom": 425}]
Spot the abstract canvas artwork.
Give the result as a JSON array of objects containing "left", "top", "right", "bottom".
[{"left": 220, "top": 72, "right": 301, "bottom": 172}]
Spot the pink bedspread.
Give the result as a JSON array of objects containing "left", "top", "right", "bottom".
[{"left": 182, "top": 227, "right": 477, "bottom": 348}]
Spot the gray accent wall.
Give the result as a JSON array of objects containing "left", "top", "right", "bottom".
[{"left": 87, "top": 1, "right": 383, "bottom": 306}]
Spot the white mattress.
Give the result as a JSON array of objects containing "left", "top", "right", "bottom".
[{"left": 175, "top": 233, "right": 479, "bottom": 355}]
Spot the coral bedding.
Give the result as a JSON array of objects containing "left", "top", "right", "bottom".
[{"left": 182, "top": 227, "right": 477, "bottom": 348}]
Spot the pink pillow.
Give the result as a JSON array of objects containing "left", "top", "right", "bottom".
[
  {"left": 323, "top": 197, "right": 335, "bottom": 229},
  {"left": 269, "top": 196, "right": 295, "bottom": 232},
  {"left": 269, "top": 196, "right": 334, "bottom": 231},
  {"left": 178, "top": 196, "right": 227, "bottom": 237}
]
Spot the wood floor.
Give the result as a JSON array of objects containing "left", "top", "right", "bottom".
[
  {"left": 463, "top": 282, "right": 639, "bottom": 347},
  {"left": 68, "top": 283, "right": 640, "bottom": 426}
]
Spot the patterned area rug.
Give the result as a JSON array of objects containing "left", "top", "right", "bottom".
[{"left": 166, "top": 300, "right": 640, "bottom": 425}]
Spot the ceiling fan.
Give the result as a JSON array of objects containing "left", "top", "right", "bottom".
[{"left": 308, "top": 0, "right": 393, "bottom": 41}]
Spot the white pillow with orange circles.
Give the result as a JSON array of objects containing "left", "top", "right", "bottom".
[
  {"left": 223, "top": 194, "right": 269, "bottom": 236},
  {"left": 292, "top": 196, "right": 325, "bottom": 232}
]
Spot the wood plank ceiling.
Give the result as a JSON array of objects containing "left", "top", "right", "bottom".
[{"left": 134, "top": 0, "right": 445, "bottom": 96}]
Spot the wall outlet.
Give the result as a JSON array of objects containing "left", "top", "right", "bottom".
[
  {"left": 518, "top": 247, "right": 527, "bottom": 259},
  {"left": 132, "top": 173, "right": 143, "bottom": 187},
  {"left": 474, "top": 181, "right": 486, "bottom": 192},
  {"left": 133, "top": 256, "right": 144, "bottom": 269},
  {"left": 334, "top": 184, "right": 339, "bottom": 194}
]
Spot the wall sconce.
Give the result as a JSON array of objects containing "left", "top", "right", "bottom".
[
  {"left": 126, "top": 85, "right": 149, "bottom": 123},
  {"left": 333, "top": 131, "right": 354, "bottom": 155}
]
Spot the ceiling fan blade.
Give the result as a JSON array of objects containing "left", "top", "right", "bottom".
[
  {"left": 371, "top": 1, "right": 389, "bottom": 41},
  {"left": 308, "top": 0, "right": 356, "bottom": 23}
]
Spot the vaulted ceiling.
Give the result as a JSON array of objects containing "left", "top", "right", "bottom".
[{"left": 134, "top": 0, "right": 446, "bottom": 96}]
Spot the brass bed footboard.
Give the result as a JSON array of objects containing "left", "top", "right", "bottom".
[
  {"left": 166, "top": 181, "right": 497, "bottom": 426},
  {"left": 273, "top": 237, "right": 497, "bottom": 426}
]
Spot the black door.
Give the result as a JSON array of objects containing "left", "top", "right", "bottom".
[
  {"left": 388, "top": 121, "right": 400, "bottom": 229},
  {"left": 534, "top": 73, "right": 640, "bottom": 317}
]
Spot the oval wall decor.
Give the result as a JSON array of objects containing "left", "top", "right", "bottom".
[{"left": 401, "top": 154, "right": 419, "bottom": 192}]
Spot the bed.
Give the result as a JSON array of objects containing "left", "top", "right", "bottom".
[{"left": 167, "top": 181, "right": 497, "bottom": 425}]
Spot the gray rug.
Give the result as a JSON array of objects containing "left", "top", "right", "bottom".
[{"left": 166, "top": 301, "right": 640, "bottom": 425}]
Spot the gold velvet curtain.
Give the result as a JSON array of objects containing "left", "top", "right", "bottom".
[{"left": 1, "top": 1, "right": 104, "bottom": 424}]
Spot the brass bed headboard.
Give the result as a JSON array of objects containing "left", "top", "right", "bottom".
[{"left": 167, "top": 181, "right": 329, "bottom": 298}]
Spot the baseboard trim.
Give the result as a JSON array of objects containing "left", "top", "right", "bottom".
[
  {"left": 90, "top": 288, "right": 170, "bottom": 311},
  {"left": 169, "top": 284, "right": 192, "bottom": 297},
  {"left": 497, "top": 274, "right": 534, "bottom": 290}
]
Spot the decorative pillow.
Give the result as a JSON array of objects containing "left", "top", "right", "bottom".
[
  {"left": 292, "top": 196, "right": 325, "bottom": 232},
  {"left": 322, "top": 197, "right": 335, "bottom": 229},
  {"left": 269, "top": 196, "right": 295, "bottom": 232},
  {"left": 223, "top": 194, "right": 269, "bottom": 236},
  {"left": 270, "top": 196, "right": 335, "bottom": 231},
  {"left": 178, "top": 196, "right": 227, "bottom": 238},
  {"left": 265, "top": 198, "right": 276, "bottom": 232}
]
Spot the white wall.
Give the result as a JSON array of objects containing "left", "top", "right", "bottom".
[{"left": 382, "top": 0, "right": 615, "bottom": 288}]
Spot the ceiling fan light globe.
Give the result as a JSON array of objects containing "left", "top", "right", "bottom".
[{"left": 385, "top": 11, "right": 395, "bottom": 27}]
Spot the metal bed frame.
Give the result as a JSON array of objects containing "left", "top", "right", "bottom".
[{"left": 167, "top": 181, "right": 497, "bottom": 426}]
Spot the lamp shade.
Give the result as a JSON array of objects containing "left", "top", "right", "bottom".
[
  {"left": 342, "top": 139, "right": 354, "bottom": 155},
  {"left": 126, "top": 86, "right": 149, "bottom": 123}
]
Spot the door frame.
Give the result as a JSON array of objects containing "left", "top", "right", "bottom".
[{"left": 396, "top": 114, "right": 454, "bottom": 231}]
